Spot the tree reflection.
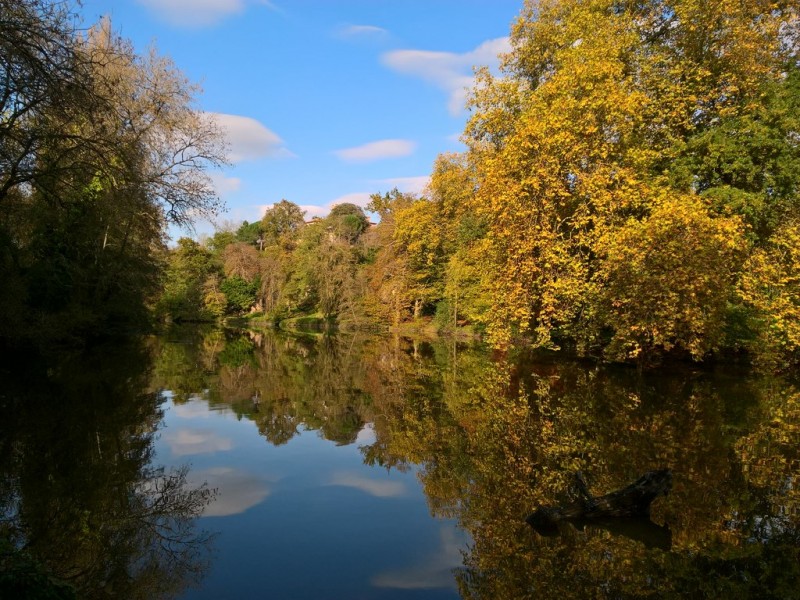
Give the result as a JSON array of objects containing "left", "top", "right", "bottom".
[
  {"left": 364, "top": 353, "right": 800, "bottom": 599},
  {"left": 0, "top": 341, "right": 215, "bottom": 599},
  {"left": 150, "top": 326, "right": 800, "bottom": 598}
]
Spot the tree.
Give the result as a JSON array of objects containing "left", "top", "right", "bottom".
[
  {"left": 669, "top": 65, "right": 800, "bottom": 243},
  {"left": 221, "top": 276, "right": 258, "bottom": 313},
  {"left": 327, "top": 202, "right": 369, "bottom": 242},
  {"left": 457, "top": 0, "right": 797, "bottom": 357},
  {"left": 222, "top": 242, "right": 260, "bottom": 281},
  {"left": 157, "top": 238, "right": 218, "bottom": 321},
  {"left": 362, "top": 190, "right": 418, "bottom": 324},
  {"left": 739, "top": 219, "right": 800, "bottom": 370},
  {"left": 393, "top": 199, "right": 444, "bottom": 319},
  {"left": 235, "top": 221, "right": 262, "bottom": 246},
  {"left": 0, "top": 0, "right": 101, "bottom": 204},
  {"left": 0, "top": 7, "right": 226, "bottom": 340},
  {"left": 594, "top": 195, "right": 745, "bottom": 362},
  {"left": 260, "top": 199, "right": 305, "bottom": 246}
]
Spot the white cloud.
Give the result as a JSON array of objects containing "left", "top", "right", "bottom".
[
  {"left": 209, "top": 172, "right": 242, "bottom": 197},
  {"left": 356, "top": 423, "right": 376, "bottom": 444},
  {"left": 209, "top": 112, "right": 294, "bottom": 163},
  {"left": 329, "top": 472, "right": 407, "bottom": 498},
  {"left": 190, "top": 467, "right": 271, "bottom": 516},
  {"left": 298, "top": 205, "right": 329, "bottom": 219},
  {"left": 172, "top": 399, "right": 213, "bottom": 419},
  {"left": 334, "top": 139, "right": 416, "bottom": 163},
  {"left": 336, "top": 24, "right": 388, "bottom": 38},
  {"left": 163, "top": 428, "right": 234, "bottom": 456},
  {"left": 137, "top": 0, "right": 280, "bottom": 27},
  {"left": 374, "top": 176, "right": 430, "bottom": 195},
  {"left": 382, "top": 37, "right": 511, "bottom": 115}
]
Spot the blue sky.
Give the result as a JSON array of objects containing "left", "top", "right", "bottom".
[{"left": 77, "top": 0, "right": 522, "bottom": 234}]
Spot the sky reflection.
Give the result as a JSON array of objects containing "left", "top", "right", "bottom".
[
  {"left": 328, "top": 471, "right": 407, "bottom": 498},
  {"left": 190, "top": 467, "right": 271, "bottom": 517},
  {"left": 163, "top": 427, "right": 234, "bottom": 456}
]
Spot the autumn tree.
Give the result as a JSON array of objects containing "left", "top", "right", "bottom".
[
  {"left": 456, "top": 0, "right": 797, "bottom": 362},
  {"left": 363, "top": 189, "right": 416, "bottom": 325}
]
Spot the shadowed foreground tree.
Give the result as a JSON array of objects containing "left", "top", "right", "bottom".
[{"left": 0, "top": 3, "right": 226, "bottom": 343}]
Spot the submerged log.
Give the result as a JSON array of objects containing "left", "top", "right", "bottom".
[{"left": 525, "top": 469, "right": 672, "bottom": 530}]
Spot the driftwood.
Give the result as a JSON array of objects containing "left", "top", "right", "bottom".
[{"left": 525, "top": 469, "right": 672, "bottom": 531}]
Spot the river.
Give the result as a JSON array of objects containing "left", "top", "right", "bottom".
[{"left": 1, "top": 326, "right": 798, "bottom": 598}]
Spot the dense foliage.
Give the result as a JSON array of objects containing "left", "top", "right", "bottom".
[
  {"left": 461, "top": 0, "right": 799, "bottom": 368},
  {"left": 0, "top": 1, "right": 224, "bottom": 343},
  {"left": 5, "top": 0, "right": 797, "bottom": 369},
  {"left": 161, "top": 0, "right": 799, "bottom": 369}
]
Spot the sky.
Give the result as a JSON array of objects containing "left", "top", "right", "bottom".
[{"left": 77, "top": 0, "right": 524, "bottom": 235}]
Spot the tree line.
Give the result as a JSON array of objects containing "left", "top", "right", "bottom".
[
  {"left": 163, "top": 0, "right": 800, "bottom": 369},
  {"left": 3, "top": 0, "right": 799, "bottom": 370}
]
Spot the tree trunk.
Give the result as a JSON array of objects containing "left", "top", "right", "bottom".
[{"left": 526, "top": 469, "right": 672, "bottom": 530}]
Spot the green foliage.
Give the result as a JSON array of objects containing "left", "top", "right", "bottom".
[
  {"left": 157, "top": 238, "right": 219, "bottom": 322},
  {"left": 327, "top": 203, "right": 369, "bottom": 242},
  {"left": 670, "top": 65, "right": 800, "bottom": 242},
  {"left": 217, "top": 335, "right": 255, "bottom": 367},
  {"left": 220, "top": 276, "right": 259, "bottom": 314},
  {"left": 207, "top": 230, "right": 236, "bottom": 254},
  {"left": 0, "top": 4, "right": 225, "bottom": 342},
  {"left": 260, "top": 199, "right": 305, "bottom": 246},
  {"left": 235, "top": 221, "right": 262, "bottom": 245}
]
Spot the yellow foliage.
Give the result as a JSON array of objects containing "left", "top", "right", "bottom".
[
  {"left": 740, "top": 220, "right": 800, "bottom": 369},
  {"left": 459, "top": 0, "right": 794, "bottom": 360},
  {"left": 594, "top": 195, "right": 745, "bottom": 361}
]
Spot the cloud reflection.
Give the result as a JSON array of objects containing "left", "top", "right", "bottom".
[
  {"left": 164, "top": 428, "right": 233, "bottom": 456},
  {"left": 171, "top": 399, "right": 213, "bottom": 419},
  {"left": 355, "top": 423, "right": 376, "bottom": 445},
  {"left": 191, "top": 467, "right": 271, "bottom": 517},
  {"left": 372, "top": 527, "right": 466, "bottom": 589},
  {"left": 171, "top": 396, "right": 234, "bottom": 419},
  {"left": 329, "top": 472, "right": 406, "bottom": 498}
]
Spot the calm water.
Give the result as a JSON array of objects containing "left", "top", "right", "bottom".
[{"left": 1, "top": 327, "right": 799, "bottom": 599}]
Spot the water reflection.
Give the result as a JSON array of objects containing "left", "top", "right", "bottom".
[
  {"left": 188, "top": 468, "right": 270, "bottom": 517},
  {"left": 151, "top": 327, "right": 800, "bottom": 598},
  {"left": 4, "top": 327, "right": 796, "bottom": 598},
  {"left": 0, "top": 341, "right": 215, "bottom": 599}
]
